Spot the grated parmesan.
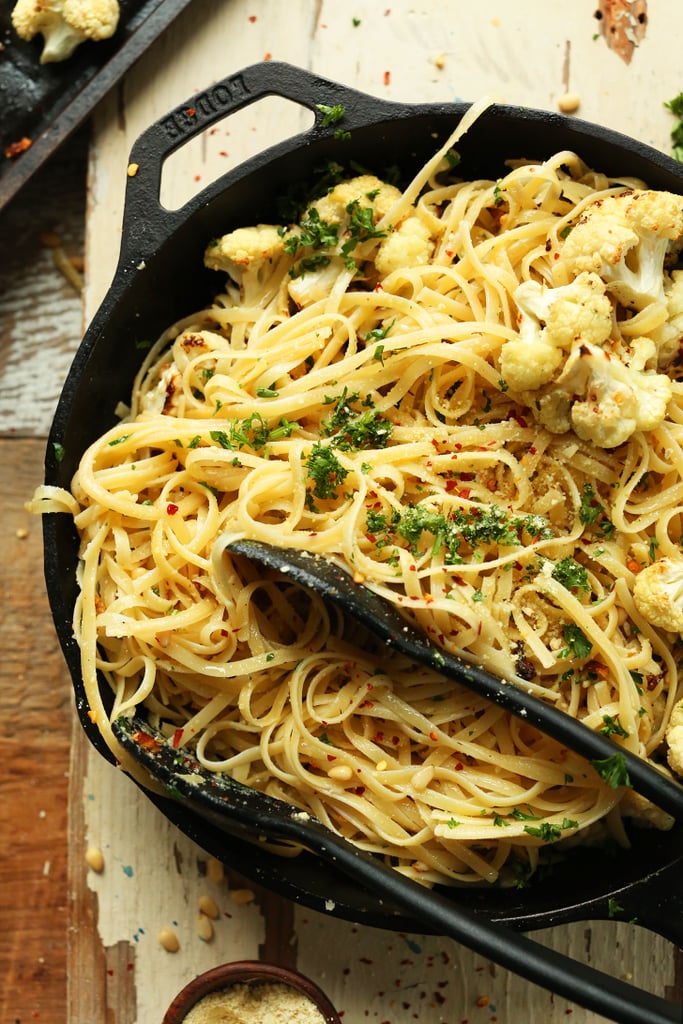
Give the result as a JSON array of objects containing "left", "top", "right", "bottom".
[{"left": 182, "top": 981, "right": 327, "bottom": 1024}]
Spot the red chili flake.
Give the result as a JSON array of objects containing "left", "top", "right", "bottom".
[
  {"left": 166, "top": 502, "right": 179, "bottom": 515},
  {"left": 248, "top": 14, "right": 257, "bottom": 21},
  {"left": 455, "top": 763, "right": 464, "bottom": 771},
  {"left": 429, "top": 730, "right": 439, "bottom": 741},
  {"left": 264, "top": 52, "right": 272, "bottom": 60},
  {"left": 509, "top": 409, "right": 528, "bottom": 428},
  {"left": 383, "top": 70, "right": 391, "bottom": 85},
  {"left": 172, "top": 728, "right": 183, "bottom": 749},
  {"left": 107, "top": 968, "right": 114, "bottom": 976},
  {"left": 352, "top": 786, "right": 366, "bottom": 795},
  {"left": 391, "top": 735, "right": 400, "bottom": 745},
  {"left": 186, "top": 108, "right": 196, "bottom": 117},
  {"left": 219, "top": 150, "right": 229, "bottom": 157},
  {"left": 132, "top": 730, "right": 161, "bottom": 751},
  {"left": 194, "top": 174, "right": 201, "bottom": 181},
  {"left": 326, "top": 753, "right": 336, "bottom": 762},
  {"left": 373, "top": 732, "right": 384, "bottom": 743},
  {"left": 4, "top": 136, "right": 32, "bottom": 158},
  {"left": 528, "top": 445, "right": 537, "bottom": 455}
]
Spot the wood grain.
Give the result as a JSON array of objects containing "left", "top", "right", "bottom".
[{"left": 0, "top": 439, "right": 72, "bottom": 1024}]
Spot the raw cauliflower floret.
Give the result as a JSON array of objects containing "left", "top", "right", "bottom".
[
  {"left": 204, "top": 225, "right": 289, "bottom": 309},
  {"left": 559, "top": 189, "right": 683, "bottom": 311},
  {"left": 633, "top": 556, "right": 683, "bottom": 634},
  {"left": 500, "top": 272, "right": 612, "bottom": 391},
  {"left": 374, "top": 216, "right": 434, "bottom": 277},
  {"left": 666, "top": 700, "right": 683, "bottom": 777},
  {"left": 12, "top": 0, "right": 120, "bottom": 64}
]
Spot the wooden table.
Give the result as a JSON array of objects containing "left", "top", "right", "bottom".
[{"left": 2, "top": 2, "right": 683, "bottom": 1021}]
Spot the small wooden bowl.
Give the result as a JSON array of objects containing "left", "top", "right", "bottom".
[{"left": 162, "top": 960, "right": 342, "bottom": 1024}]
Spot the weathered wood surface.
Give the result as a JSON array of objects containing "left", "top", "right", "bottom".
[{"left": 2, "top": 1, "right": 683, "bottom": 1022}]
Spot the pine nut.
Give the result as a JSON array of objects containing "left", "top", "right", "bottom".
[
  {"left": 558, "top": 92, "right": 581, "bottom": 114},
  {"left": 198, "top": 894, "right": 219, "bottom": 919},
  {"left": 230, "top": 888, "right": 255, "bottom": 905},
  {"left": 206, "top": 856, "right": 224, "bottom": 883},
  {"left": 327, "top": 764, "right": 353, "bottom": 782},
  {"left": 197, "top": 913, "right": 214, "bottom": 942},
  {"left": 85, "top": 847, "right": 105, "bottom": 873},
  {"left": 158, "top": 928, "right": 180, "bottom": 952}
]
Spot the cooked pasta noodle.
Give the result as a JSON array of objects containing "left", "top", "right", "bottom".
[{"left": 35, "top": 110, "right": 683, "bottom": 887}]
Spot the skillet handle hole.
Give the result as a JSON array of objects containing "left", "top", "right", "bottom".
[{"left": 159, "top": 96, "right": 315, "bottom": 212}]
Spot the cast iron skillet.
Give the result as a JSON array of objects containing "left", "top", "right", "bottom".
[{"left": 43, "top": 57, "right": 683, "bottom": 985}]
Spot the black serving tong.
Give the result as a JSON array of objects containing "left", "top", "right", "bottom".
[
  {"left": 113, "top": 538, "right": 683, "bottom": 1024},
  {"left": 114, "top": 713, "right": 680, "bottom": 1024},
  {"left": 226, "top": 540, "right": 683, "bottom": 821}
]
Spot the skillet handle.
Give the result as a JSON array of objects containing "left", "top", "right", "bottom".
[
  {"left": 555, "top": 855, "right": 683, "bottom": 950},
  {"left": 118, "top": 60, "right": 417, "bottom": 266}
]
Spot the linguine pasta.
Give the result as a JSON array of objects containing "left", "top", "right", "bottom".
[{"left": 35, "top": 111, "right": 683, "bottom": 888}]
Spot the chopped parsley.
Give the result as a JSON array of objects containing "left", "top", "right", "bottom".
[
  {"left": 592, "top": 753, "right": 631, "bottom": 790},
  {"left": 665, "top": 92, "right": 683, "bottom": 161},
  {"left": 320, "top": 388, "right": 392, "bottom": 450},
  {"left": 305, "top": 443, "right": 349, "bottom": 500},
  {"left": 557, "top": 623, "right": 593, "bottom": 660},
  {"left": 551, "top": 556, "right": 590, "bottom": 592},
  {"left": 340, "top": 199, "right": 387, "bottom": 268},
  {"left": 316, "top": 103, "right": 346, "bottom": 126},
  {"left": 523, "top": 818, "right": 578, "bottom": 843},
  {"left": 209, "top": 414, "right": 295, "bottom": 453},
  {"left": 283, "top": 207, "right": 339, "bottom": 256},
  {"left": 599, "top": 714, "right": 629, "bottom": 739},
  {"left": 364, "top": 502, "right": 552, "bottom": 562}
]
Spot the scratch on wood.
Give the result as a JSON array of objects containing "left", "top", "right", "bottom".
[
  {"left": 596, "top": 0, "right": 648, "bottom": 65},
  {"left": 562, "top": 39, "right": 571, "bottom": 92}
]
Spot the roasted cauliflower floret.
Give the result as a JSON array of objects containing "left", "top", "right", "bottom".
[
  {"left": 204, "top": 225, "right": 289, "bottom": 309},
  {"left": 652, "top": 269, "right": 683, "bottom": 367},
  {"left": 559, "top": 189, "right": 683, "bottom": 311},
  {"left": 374, "top": 216, "right": 435, "bottom": 277},
  {"left": 500, "top": 273, "right": 612, "bottom": 391},
  {"left": 528, "top": 340, "right": 671, "bottom": 447},
  {"left": 287, "top": 255, "right": 349, "bottom": 309},
  {"left": 12, "top": 0, "right": 120, "bottom": 63},
  {"left": 633, "top": 556, "right": 683, "bottom": 634},
  {"left": 563, "top": 342, "right": 670, "bottom": 446},
  {"left": 310, "top": 174, "right": 402, "bottom": 227},
  {"left": 666, "top": 700, "right": 683, "bottom": 777}
]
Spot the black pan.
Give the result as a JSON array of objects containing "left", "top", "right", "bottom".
[{"left": 43, "top": 59, "right": 683, "bottom": 967}]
